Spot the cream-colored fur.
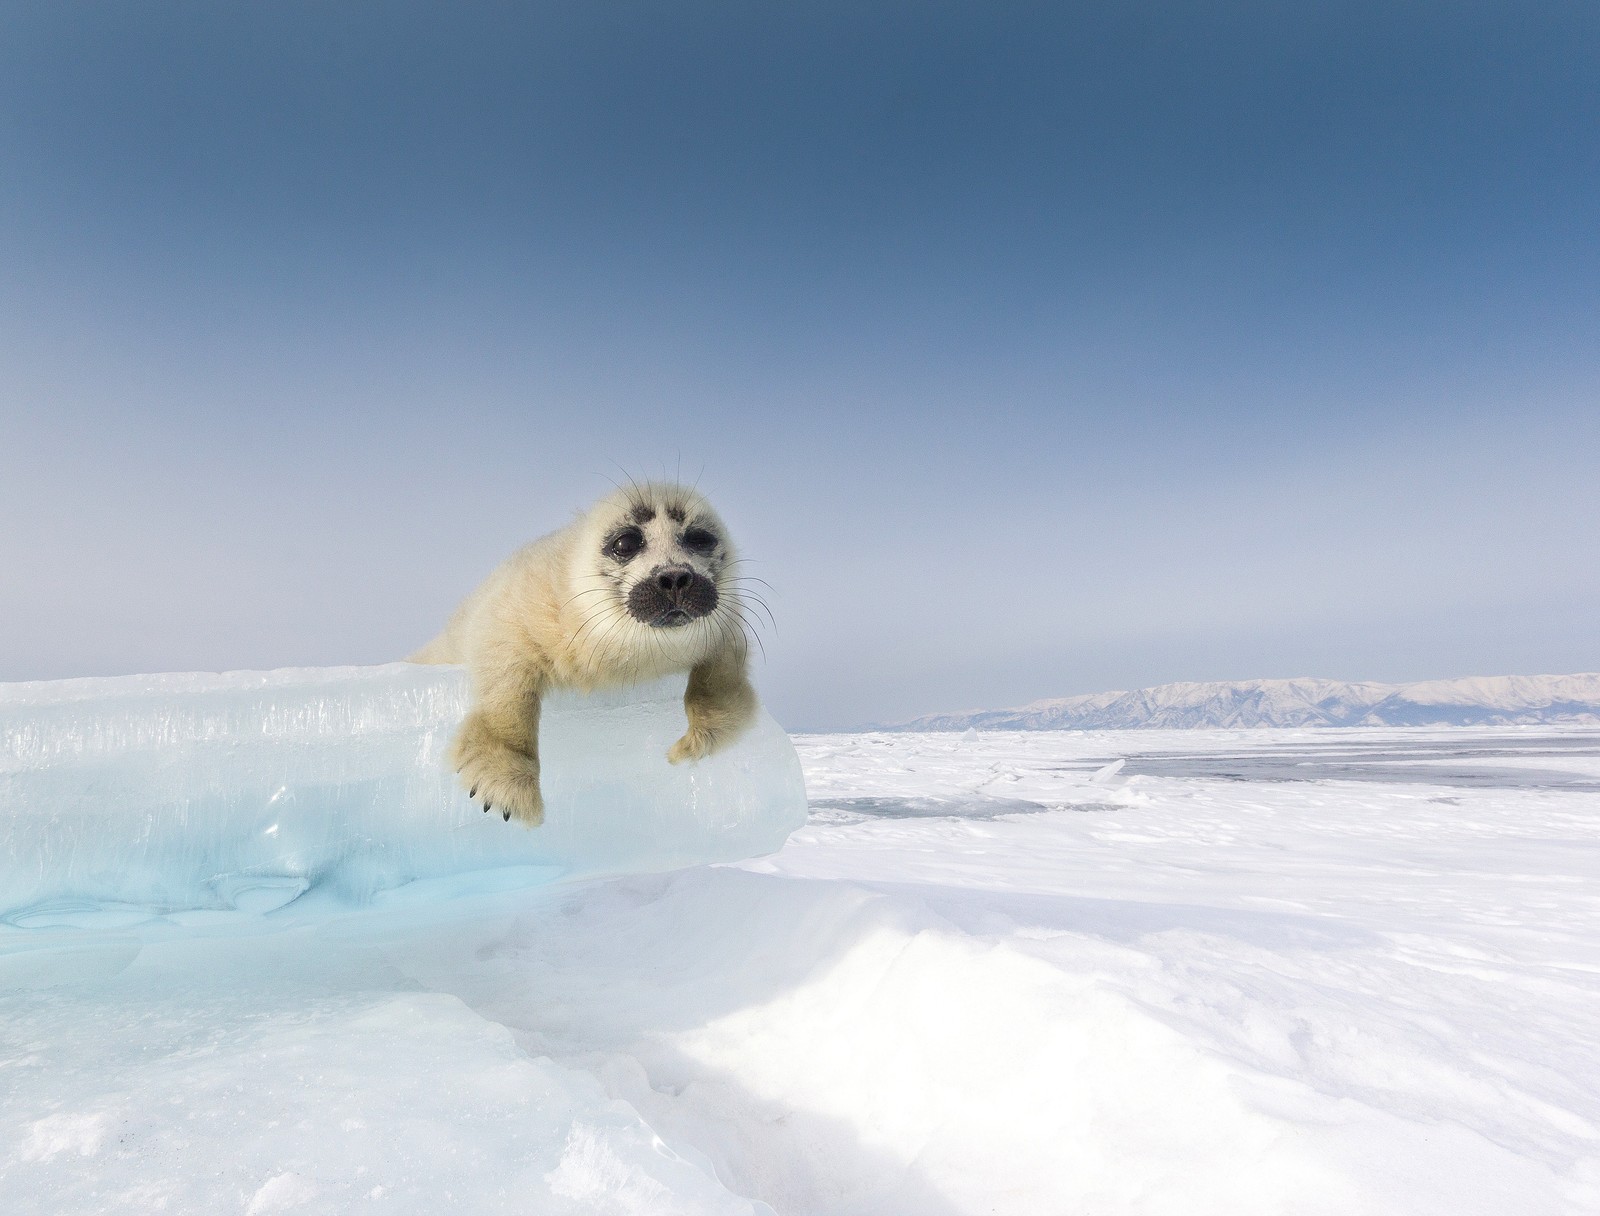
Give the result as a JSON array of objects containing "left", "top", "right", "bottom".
[{"left": 409, "top": 483, "right": 758, "bottom": 826}]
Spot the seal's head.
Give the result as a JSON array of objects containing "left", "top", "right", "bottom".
[{"left": 571, "top": 483, "right": 740, "bottom": 649}]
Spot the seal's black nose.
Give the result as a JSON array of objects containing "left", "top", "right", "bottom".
[
  {"left": 656, "top": 567, "right": 694, "bottom": 593},
  {"left": 627, "top": 565, "right": 718, "bottom": 625}
]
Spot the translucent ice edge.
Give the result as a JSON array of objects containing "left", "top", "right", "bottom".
[{"left": 0, "top": 664, "right": 808, "bottom": 921}]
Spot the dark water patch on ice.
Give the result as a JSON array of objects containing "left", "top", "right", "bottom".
[
  {"left": 1021, "top": 733, "right": 1600, "bottom": 791},
  {"left": 1116, "top": 756, "right": 1600, "bottom": 791},
  {"left": 809, "top": 795, "right": 1059, "bottom": 822}
]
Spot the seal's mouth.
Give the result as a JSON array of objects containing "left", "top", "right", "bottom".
[{"left": 626, "top": 566, "right": 719, "bottom": 627}]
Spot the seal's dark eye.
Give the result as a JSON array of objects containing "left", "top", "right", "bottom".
[
  {"left": 682, "top": 527, "right": 718, "bottom": 553},
  {"left": 606, "top": 527, "right": 645, "bottom": 561}
]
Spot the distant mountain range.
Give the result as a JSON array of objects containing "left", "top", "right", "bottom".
[{"left": 882, "top": 673, "right": 1600, "bottom": 731}]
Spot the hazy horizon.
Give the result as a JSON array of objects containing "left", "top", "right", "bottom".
[
  {"left": 880, "top": 668, "right": 1600, "bottom": 728},
  {"left": 3, "top": 2, "right": 1597, "bottom": 729}
]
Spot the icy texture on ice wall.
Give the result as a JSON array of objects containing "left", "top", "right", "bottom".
[{"left": 0, "top": 665, "right": 807, "bottom": 918}]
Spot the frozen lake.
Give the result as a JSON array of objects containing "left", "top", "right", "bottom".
[{"left": 5, "top": 725, "right": 1599, "bottom": 1214}]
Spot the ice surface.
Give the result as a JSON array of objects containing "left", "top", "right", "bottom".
[
  {"left": 0, "top": 916, "right": 773, "bottom": 1216},
  {"left": 4, "top": 724, "right": 1598, "bottom": 1214},
  {"left": 0, "top": 664, "right": 806, "bottom": 919}
]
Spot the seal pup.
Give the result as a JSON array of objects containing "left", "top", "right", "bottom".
[{"left": 409, "top": 482, "right": 759, "bottom": 825}]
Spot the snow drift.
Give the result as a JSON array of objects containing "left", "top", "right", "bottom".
[{"left": 0, "top": 664, "right": 806, "bottom": 919}]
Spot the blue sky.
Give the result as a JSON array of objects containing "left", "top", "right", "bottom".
[{"left": 2, "top": 1, "right": 1596, "bottom": 728}]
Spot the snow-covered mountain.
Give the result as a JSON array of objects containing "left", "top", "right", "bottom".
[{"left": 884, "top": 672, "right": 1600, "bottom": 731}]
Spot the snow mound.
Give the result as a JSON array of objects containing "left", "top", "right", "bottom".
[{"left": 0, "top": 665, "right": 806, "bottom": 919}]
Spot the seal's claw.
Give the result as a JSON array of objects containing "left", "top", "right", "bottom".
[{"left": 451, "top": 711, "right": 545, "bottom": 826}]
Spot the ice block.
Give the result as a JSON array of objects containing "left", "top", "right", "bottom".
[{"left": 0, "top": 664, "right": 807, "bottom": 919}]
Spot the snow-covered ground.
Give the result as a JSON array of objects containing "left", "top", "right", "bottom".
[{"left": 4, "top": 726, "right": 1599, "bottom": 1214}]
